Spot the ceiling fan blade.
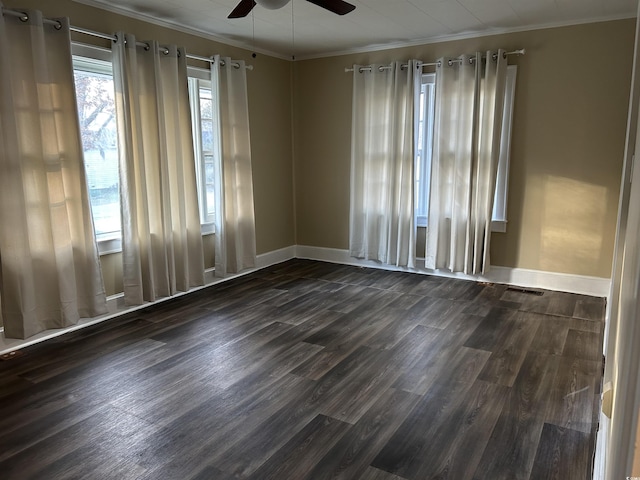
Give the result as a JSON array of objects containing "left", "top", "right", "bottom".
[
  {"left": 305, "top": 0, "right": 356, "bottom": 15},
  {"left": 228, "top": 0, "right": 257, "bottom": 18}
]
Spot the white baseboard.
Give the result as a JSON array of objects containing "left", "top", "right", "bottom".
[
  {"left": 0, "top": 243, "right": 610, "bottom": 355},
  {"left": 256, "top": 245, "right": 297, "bottom": 268},
  {"left": 295, "top": 245, "right": 611, "bottom": 297},
  {"left": 0, "top": 247, "right": 296, "bottom": 356}
]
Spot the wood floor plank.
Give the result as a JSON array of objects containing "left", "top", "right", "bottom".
[
  {"left": 410, "top": 380, "right": 510, "bottom": 480},
  {"left": 330, "top": 286, "right": 402, "bottom": 314},
  {"left": 0, "top": 259, "right": 604, "bottom": 480},
  {"left": 131, "top": 374, "right": 316, "bottom": 479},
  {"left": 529, "top": 315, "right": 571, "bottom": 355},
  {"left": 189, "top": 466, "right": 236, "bottom": 480},
  {"left": 371, "top": 347, "right": 491, "bottom": 477},
  {"left": 210, "top": 389, "right": 321, "bottom": 477},
  {"left": 358, "top": 466, "right": 408, "bottom": 480},
  {"left": 573, "top": 296, "right": 606, "bottom": 322},
  {"left": 563, "top": 330, "right": 602, "bottom": 362},
  {"left": 363, "top": 310, "right": 421, "bottom": 350},
  {"left": 545, "top": 356, "right": 601, "bottom": 434},
  {"left": 472, "top": 352, "right": 560, "bottom": 480},
  {"left": 385, "top": 292, "right": 424, "bottom": 311},
  {"left": 528, "top": 423, "right": 592, "bottom": 480},
  {"left": 463, "top": 307, "right": 518, "bottom": 351},
  {"left": 393, "top": 314, "right": 485, "bottom": 395},
  {"left": 477, "top": 311, "right": 542, "bottom": 386},
  {"left": 246, "top": 414, "right": 351, "bottom": 480},
  {"left": 303, "top": 387, "right": 421, "bottom": 480},
  {"left": 0, "top": 405, "right": 157, "bottom": 480},
  {"left": 292, "top": 307, "right": 400, "bottom": 380},
  {"left": 408, "top": 296, "right": 470, "bottom": 329},
  {"left": 319, "top": 325, "right": 438, "bottom": 424}
]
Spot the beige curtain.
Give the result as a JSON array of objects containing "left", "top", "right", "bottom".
[
  {"left": 211, "top": 55, "right": 257, "bottom": 276},
  {"left": 425, "top": 50, "right": 507, "bottom": 274},
  {"left": 0, "top": 7, "right": 107, "bottom": 339},
  {"left": 112, "top": 33, "right": 204, "bottom": 305},
  {"left": 349, "top": 60, "right": 421, "bottom": 268}
]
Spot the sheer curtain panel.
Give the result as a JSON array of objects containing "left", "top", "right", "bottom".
[
  {"left": 211, "top": 55, "right": 257, "bottom": 276},
  {"left": 0, "top": 7, "right": 107, "bottom": 338},
  {"left": 112, "top": 33, "right": 204, "bottom": 305},
  {"left": 349, "top": 60, "right": 421, "bottom": 268},
  {"left": 425, "top": 50, "right": 507, "bottom": 274}
]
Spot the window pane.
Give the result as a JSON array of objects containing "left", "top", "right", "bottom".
[
  {"left": 73, "top": 68, "right": 121, "bottom": 237},
  {"left": 205, "top": 160, "right": 214, "bottom": 185},
  {"left": 202, "top": 120, "right": 214, "bottom": 152},
  {"left": 206, "top": 184, "right": 215, "bottom": 217},
  {"left": 200, "top": 89, "right": 212, "bottom": 119},
  {"left": 415, "top": 74, "right": 435, "bottom": 227},
  {"left": 188, "top": 76, "right": 216, "bottom": 225}
]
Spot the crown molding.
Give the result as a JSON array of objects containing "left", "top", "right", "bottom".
[
  {"left": 70, "top": 0, "right": 290, "bottom": 60},
  {"left": 70, "top": 1, "right": 635, "bottom": 62},
  {"left": 295, "top": 12, "right": 637, "bottom": 61}
]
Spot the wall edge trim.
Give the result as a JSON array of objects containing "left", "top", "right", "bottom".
[
  {"left": 0, "top": 243, "right": 610, "bottom": 355},
  {"left": 295, "top": 245, "right": 611, "bottom": 297}
]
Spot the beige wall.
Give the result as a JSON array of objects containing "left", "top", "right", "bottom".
[
  {"left": 3, "top": 1, "right": 635, "bottom": 282},
  {"left": 294, "top": 20, "right": 635, "bottom": 278},
  {"left": 4, "top": 0, "right": 295, "bottom": 295}
]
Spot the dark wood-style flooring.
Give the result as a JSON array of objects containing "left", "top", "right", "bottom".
[{"left": 0, "top": 259, "right": 605, "bottom": 480}]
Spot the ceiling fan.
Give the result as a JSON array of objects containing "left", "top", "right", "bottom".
[{"left": 228, "top": 0, "right": 356, "bottom": 19}]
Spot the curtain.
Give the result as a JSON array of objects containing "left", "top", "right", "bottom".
[
  {"left": 211, "top": 55, "right": 257, "bottom": 276},
  {"left": 112, "top": 33, "right": 204, "bottom": 305},
  {"left": 425, "top": 50, "right": 507, "bottom": 274},
  {"left": 349, "top": 60, "right": 421, "bottom": 268},
  {"left": 0, "top": 7, "right": 107, "bottom": 339}
]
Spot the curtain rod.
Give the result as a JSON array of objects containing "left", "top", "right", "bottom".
[
  {"left": 1, "top": 7, "right": 253, "bottom": 70},
  {"left": 344, "top": 49, "right": 526, "bottom": 73}
]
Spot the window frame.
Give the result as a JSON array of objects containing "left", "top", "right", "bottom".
[
  {"left": 415, "top": 72, "right": 436, "bottom": 228},
  {"left": 72, "top": 43, "right": 122, "bottom": 255},
  {"left": 414, "top": 64, "right": 517, "bottom": 233},
  {"left": 72, "top": 48, "right": 219, "bottom": 254},
  {"left": 187, "top": 66, "right": 216, "bottom": 235},
  {"left": 491, "top": 65, "right": 517, "bottom": 233}
]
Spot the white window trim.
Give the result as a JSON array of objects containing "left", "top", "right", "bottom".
[
  {"left": 415, "top": 73, "right": 436, "bottom": 228},
  {"left": 416, "top": 65, "right": 517, "bottom": 234},
  {"left": 187, "top": 66, "right": 216, "bottom": 235},
  {"left": 491, "top": 65, "right": 517, "bottom": 233},
  {"left": 72, "top": 50, "right": 217, "bottom": 255},
  {"left": 72, "top": 42, "right": 122, "bottom": 255}
]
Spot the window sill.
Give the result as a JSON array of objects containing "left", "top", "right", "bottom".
[
  {"left": 97, "top": 235, "right": 122, "bottom": 256},
  {"left": 415, "top": 220, "right": 507, "bottom": 233},
  {"left": 491, "top": 220, "right": 507, "bottom": 233},
  {"left": 201, "top": 223, "right": 215, "bottom": 236},
  {"left": 97, "top": 225, "right": 216, "bottom": 257}
]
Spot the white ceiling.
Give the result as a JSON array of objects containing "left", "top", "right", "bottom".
[{"left": 74, "top": 0, "right": 638, "bottom": 59}]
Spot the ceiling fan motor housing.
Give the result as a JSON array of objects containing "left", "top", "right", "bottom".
[{"left": 256, "top": 0, "right": 291, "bottom": 9}]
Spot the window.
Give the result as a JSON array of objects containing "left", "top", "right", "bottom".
[
  {"left": 71, "top": 48, "right": 219, "bottom": 253},
  {"left": 415, "top": 65, "right": 517, "bottom": 232},
  {"left": 415, "top": 73, "right": 436, "bottom": 227},
  {"left": 72, "top": 45, "right": 121, "bottom": 253},
  {"left": 188, "top": 68, "right": 216, "bottom": 233}
]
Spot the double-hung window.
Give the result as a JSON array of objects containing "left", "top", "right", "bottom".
[
  {"left": 415, "top": 73, "right": 436, "bottom": 227},
  {"left": 72, "top": 45, "right": 121, "bottom": 254},
  {"left": 72, "top": 48, "right": 220, "bottom": 251},
  {"left": 188, "top": 67, "right": 216, "bottom": 234},
  {"left": 415, "top": 65, "right": 517, "bottom": 232}
]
